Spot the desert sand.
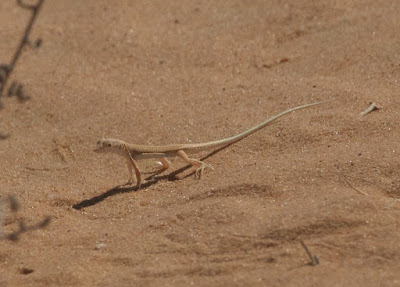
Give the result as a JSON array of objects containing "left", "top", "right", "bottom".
[{"left": 1, "top": 0, "right": 400, "bottom": 286}]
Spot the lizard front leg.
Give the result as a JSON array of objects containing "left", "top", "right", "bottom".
[
  {"left": 123, "top": 145, "right": 142, "bottom": 188},
  {"left": 125, "top": 158, "right": 142, "bottom": 187},
  {"left": 177, "top": 150, "right": 213, "bottom": 179}
]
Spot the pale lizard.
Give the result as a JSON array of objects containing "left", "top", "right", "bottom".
[{"left": 95, "top": 99, "right": 332, "bottom": 188}]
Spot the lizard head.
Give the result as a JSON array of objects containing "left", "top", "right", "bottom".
[{"left": 94, "top": 138, "right": 126, "bottom": 155}]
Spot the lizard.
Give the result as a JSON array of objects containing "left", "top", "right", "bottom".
[{"left": 94, "top": 99, "right": 332, "bottom": 188}]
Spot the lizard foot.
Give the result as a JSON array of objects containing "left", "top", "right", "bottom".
[
  {"left": 195, "top": 163, "right": 214, "bottom": 179},
  {"left": 125, "top": 178, "right": 142, "bottom": 189}
]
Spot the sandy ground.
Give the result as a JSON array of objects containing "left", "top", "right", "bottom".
[{"left": 1, "top": 0, "right": 400, "bottom": 286}]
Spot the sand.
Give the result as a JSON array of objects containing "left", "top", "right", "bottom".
[{"left": 1, "top": 0, "right": 400, "bottom": 286}]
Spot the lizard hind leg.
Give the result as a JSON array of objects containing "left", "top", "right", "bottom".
[{"left": 177, "top": 150, "right": 213, "bottom": 179}]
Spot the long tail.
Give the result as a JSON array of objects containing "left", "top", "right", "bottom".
[{"left": 190, "top": 98, "right": 334, "bottom": 151}]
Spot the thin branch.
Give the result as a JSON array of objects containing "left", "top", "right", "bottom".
[
  {"left": 341, "top": 174, "right": 368, "bottom": 195},
  {"left": 0, "top": 0, "right": 45, "bottom": 106},
  {"left": 300, "top": 239, "right": 319, "bottom": 266},
  {"left": 17, "top": 0, "right": 41, "bottom": 10},
  {"left": 0, "top": 195, "right": 50, "bottom": 241},
  {"left": 360, "top": 102, "right": 378, "bottom": 116}
]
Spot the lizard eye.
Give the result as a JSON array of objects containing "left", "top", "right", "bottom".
[{"left": 107, "top": 143, "right": 111, "bottom": 147}]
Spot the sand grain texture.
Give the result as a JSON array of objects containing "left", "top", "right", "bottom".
[{"left": 1, "top": 0, "right": 400, "bottom": 286}]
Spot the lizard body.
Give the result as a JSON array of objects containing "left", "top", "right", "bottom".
[{"left": 95, "top": 100, "right": 331, "bottom": 187}]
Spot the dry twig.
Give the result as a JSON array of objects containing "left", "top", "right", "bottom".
[
  {"left": 342, "top": 176, "right": 368, "bottom": 195},
  {"left": 300, "top": 239, "right": 319, "bottom": 266},
  {"left": 0, "top": 0, "right": 45, "bottom": 108},
  {"left": 360, "top": 102, "right": 379, "bottom": 116},
  {"left": 0, "top": 195, "right": 50, "bottom": 241}
]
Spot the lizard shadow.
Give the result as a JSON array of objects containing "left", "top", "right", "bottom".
[{"left": 72, "top": 144, "right": 233, "bottom": 210}]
